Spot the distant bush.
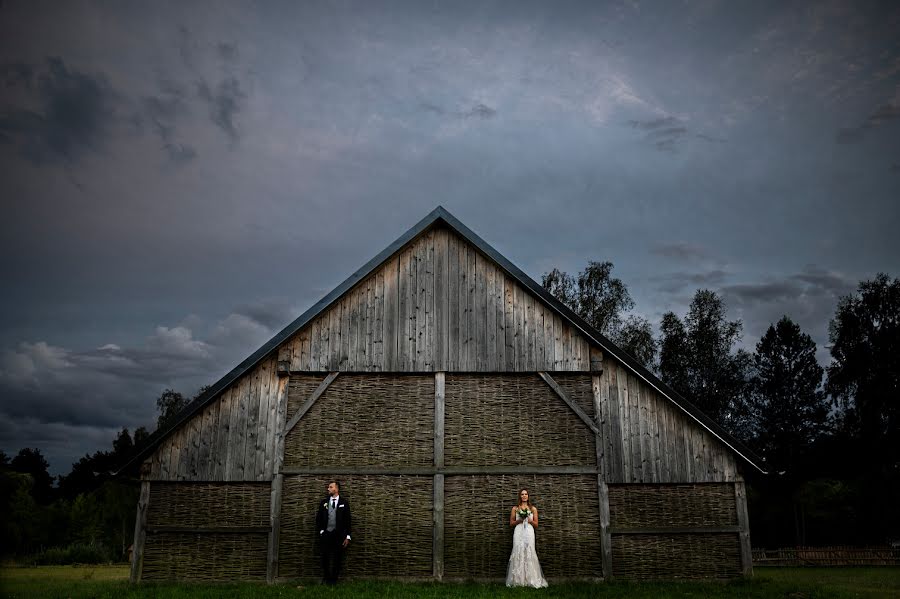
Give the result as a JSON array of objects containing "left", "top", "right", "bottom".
[{"left": 30, "top": 542, "right": 117, "bottom": 565}]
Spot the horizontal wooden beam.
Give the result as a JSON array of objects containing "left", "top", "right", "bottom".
[
  {"left": 538, "top": 371, "right": 600, "bottom": 435},
  {"left": 146, "top": 526, "right": 270, "bottom": 534},
  {"left": 609, "top": 526, "right": 741, "bottom": 535},
  {"left": 280, "top": 465, "right": 601, "bottom": 476}
]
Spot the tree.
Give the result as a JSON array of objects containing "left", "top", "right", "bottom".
[
  {"left": 748, "top": 316, "right": 828, "bottom": 472},
  {"left": 10, "top": 448, "right": 54, "bottom": 505},
  {"left": 827, "top": 273, "right": 900, "bottom": 450},
  {"left": 658, "top": 290, "right": 749, "bottom": 427},
  {"left": 542, "top": 261, "right": 656, "bottom": 367},
  {"left": 112, "top": 428, "right": 133, "bottom": 458},
  {"left": 156, "top": 388, "right": 188, "bottom": 430}
]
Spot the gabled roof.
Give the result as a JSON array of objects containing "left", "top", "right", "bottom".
[{"left": 119, "top": 206, "right": 766, "bottom": 474}]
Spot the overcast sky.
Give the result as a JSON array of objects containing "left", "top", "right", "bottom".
[{"left": 1, "top": 1, "right": 898, "bottom": 475}]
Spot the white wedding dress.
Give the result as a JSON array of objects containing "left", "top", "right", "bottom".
[{"left": 506, "top": 515, "right": 548, "bottom": 588}]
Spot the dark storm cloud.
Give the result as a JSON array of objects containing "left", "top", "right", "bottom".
[
  {"left": 628, "top": 116, "right": 690, "bottom": 152},
  {"left": 141, "top": 80, "right": 197, "bottom": 164},
  {"left": 234, "top": 298, "right": 297, "bottom": 330},
  {"left": 197, "top": 76, "right": 246, "bottom": 141},
  {"left": 652, "top": 269, "right": 729, "bottom": 294},
  {"left": 421, "top": 101, "right": 497, "bottom": 120},
  {"left": 836, "top": 101, "right": 900, "bottom": 144},
  {"left": 0, "top": 57, "right": 126, "bottom": 163},
  {"left": 650, "top": 242, "right": 713, "bottom": 262}
]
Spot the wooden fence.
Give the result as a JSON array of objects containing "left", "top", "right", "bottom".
[{"left": 752, "top": 546, "right": 900, "bottom": 567}]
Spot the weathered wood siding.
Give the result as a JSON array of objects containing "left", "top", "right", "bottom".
[
  {"left": 283, "top": 226, "right": 591, "bottom": 372},
  {"left": 593, "top": 363, "right": 738, "bottom": 484},
  {"left": 148, "top": 356, "right": 288, "bottom": 482}
]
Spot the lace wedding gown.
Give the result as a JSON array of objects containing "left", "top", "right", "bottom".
[{"left": 506, "top": 516, "right": 548, "bottom": 588}]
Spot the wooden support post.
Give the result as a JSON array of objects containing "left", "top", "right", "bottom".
[
  {"left": 433, "top": 372, "right": 445, "bottom": 580},
  {"left": 129, "top": 463, "right": 151, "bottom": 584},
  {"left": 266, "top": 375, "right": 290, "bottom": 584},
  {"left": 267, "top": 473, "right": 284, "bottom": 583},
  {"left": 735, "top": 479, "right": 753, "bottom": 577},
  {"left": 598, "top": 479, "right": 612, "bottom": 580}
]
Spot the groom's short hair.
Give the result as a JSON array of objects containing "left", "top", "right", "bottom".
[{"left": 330, "top": 480, "right": 341, "bottom": 491}]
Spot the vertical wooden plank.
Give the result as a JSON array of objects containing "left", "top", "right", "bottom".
[
  {"left": 336, "top": 295, "right": 348, "bottom": 370},
  {"left": 410, "top": 245, "right": 420, "bottom": 371},
  {"left": 672, "top": 410, "right": 686, "bottom": 482},
  {"left": 398, "top": 248, "right": 411, "bottom": 370},
  {"left": 495, "top": 265, "right": 505, "bottom": 371},
  {"left": 176, "top": 424, "right": 191, "bottom": 481},
  {"left": 188, "top": 408, "right": 202, "bottom": 479},
  {"left": 524, "top": 292, "right": 534, "bottom": 371},
  {"left": 434, "top": 228, "right": 448, "bottom": 371},
  {"left": 735, "top": 480, "right": 754, "bottom": 577},
  {"left": 504, "top": 276, "right": 515, "bottom": 371},
  {"left": 129, "top": 478, "right": 151, "bottom": 582},
  {"left": 628, "top": 372, "right": 641, "bottom": 483},
  {"left": 649, "top": 391, "right": 661, "bottom": 483},
  {"left": 514, "top": 284, "right": 524, "bottom": 371},
  {"left": 242, "top": 365, "right": 262, "bottom": 480},
  {"left": 321, "top": 309, "right": 333, "bottom": 371},
  {"left": 457, "top": 240, "right": 467, "bottom": 371},
  {"left": 637, "top": 378, "right": 651, "bottom": 482},
  {"left": 553, "top": 315, "right": 564, "bottom": 371},
  {"left": 474, "top": 252, "right": 485, "bottom": 371},
  {"left": 254, "top": 360, "right": 272, "bottom": 480},
  {"left": 308, "top": 319, "right": 320, "bottom": 372},
  {"left": 594, "top": 373, "right": 609, "bottom": 479},
  {"left": 387, "top": 252, "right": 401, "bottom": 371},
  {"left": 233, "top": 376, "right": 251, "bottom": 480},
  {"left": 535, "top": 304, "right": 545, "bottom": 371},
  {"left": 658, "top": 395, "right": 670, "bottom": 483},
  {"left": 466, "top": 243, "right": 476, "bottom": 371},
  {"left": 562, "top": 321, "right": 572, "bottom": 371},
  {"left": 613, "top": 365, "right": 629, "bottom": 482},
  {"left": 416, "top": 235, "right": 427, "bottom": 371},
  {"left": 598, "top": 479, "right": 612, "bottom": 579},
  {"left": 350, "top": 287, "right": 361, "bottom": 371},
  {"left": 300, "top": 331, "right": 310, "bottom": 372},
  {"left": 448, "top": 232, "right": 460, "bottom": 371},
  {"left": 374, "top": 267, "right": 385, "bottom": 371},
  {"left": 543, "top": 307, "right": 553, "bottom": 371},
  {"left": 485, "top": 261, "right": 496, "bottom": 371},
  {"left": 425, "top": 229, "right": 435, "bottom": 371},
  {"left": 213, "top": 388, "right": 233, "bottom": 481}
]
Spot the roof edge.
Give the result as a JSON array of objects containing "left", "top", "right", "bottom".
[{"left": 118, "top": 205, "right": 766, "bottom": 475}]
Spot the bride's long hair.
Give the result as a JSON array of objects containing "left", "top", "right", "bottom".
[{"left": 517, "top": 488, "right": 535, "bottom": 509}]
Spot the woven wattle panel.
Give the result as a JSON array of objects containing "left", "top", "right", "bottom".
[
  {"left": 612, "top": 533, "right": 741, "bottom": 579},
  {"left": 550, "top": 373, "right": 595, "bottom": 419},
  {"left": 286, "top": 375, "right": 329, "bottom": 421},
  {"left": 445, "top": 374, "right": 596, "bottom": 467},
  {"left": 147, "top": 482, "right": 270, "bottom": 528},
  {"left": 443, "top": 475, "right": 601, "bottom": 579},
  {"left": 608, "top": 483, "right": 737, "bottom": 528},
  {"left": 142, "top": 531, "right": 267, "bottom": 581},
  {"left": 284, "top": 375, "right": 434, "bottom": 469},
  {"left": 278, "top": 475, "right": 433, "bottom": 579}
]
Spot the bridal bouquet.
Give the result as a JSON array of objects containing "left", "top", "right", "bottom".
[{"left": 517, "top": 508, "right": 531, "bottom": 520}]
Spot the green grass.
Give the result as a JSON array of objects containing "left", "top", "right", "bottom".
[{"left": 1, "top": 565, "right": 899, "bottom": 599}]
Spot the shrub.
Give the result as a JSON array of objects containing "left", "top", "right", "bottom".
[{"left": 30, "top": 542, "right": 116, "bottom": 565}]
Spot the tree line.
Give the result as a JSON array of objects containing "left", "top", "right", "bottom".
[
  {"left": 1, "top": 266, "right": 897, "bottom": 558},
  {"left": 0, "top": 388, "right": 204, "bottom": 562},
  {"left": 543, "top": 263, "right": 899, "bottom": 547}
]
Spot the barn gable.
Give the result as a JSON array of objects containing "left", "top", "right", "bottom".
[{"left": 125, "top": 206, "right": 761, "bottom": 583}]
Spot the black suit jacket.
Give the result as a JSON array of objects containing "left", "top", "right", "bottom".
[{"left": 316, "top": 495, "right": 352, "bottom": 539}]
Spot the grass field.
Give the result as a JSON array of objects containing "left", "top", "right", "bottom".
[{"left": 1, "top": 565, "right": 899, "bottom": 598}]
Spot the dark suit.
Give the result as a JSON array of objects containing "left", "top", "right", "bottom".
[{"left": 316, "top": 495, "right": 351, "bottom": 584}]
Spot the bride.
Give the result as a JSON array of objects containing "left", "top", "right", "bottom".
[{"left": 506, "top": 488, "right": 548, "bottom": 588}]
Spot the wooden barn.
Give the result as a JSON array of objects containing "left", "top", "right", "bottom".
[{"left": 121, "top": 206, "right": 764, "bottom": 583}]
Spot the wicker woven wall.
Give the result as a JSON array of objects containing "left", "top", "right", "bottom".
[
  {"left": 443, "top": 475, "right": 602, "bottom": 579},
  {"left": 444, "top": 374, "right": 595, "bottom": 467},
  {"left": 608, "top": 483, "right": 742, "bottom": 579},
  {"left": 278, "top": 475, "right": 433, "bottom": 579},
  {"left": 147, "top": 482, "right": 270, "bottom": 528},
  {"left": 142, "top": 482, "right": 270, "bottom": 581},
  {"left": 284, "top": 375, "right": 434, "bottom": 469}
]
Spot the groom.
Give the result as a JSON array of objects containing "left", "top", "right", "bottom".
[{"left": 316, "top": 480, "right": 351, "bottom": 584}]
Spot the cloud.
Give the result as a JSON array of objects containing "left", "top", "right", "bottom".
[
  {"left": 651, "top": 269, "right": 729, "bottom": 294},
  {"left": 234, "top": 297, "right": 297, "bottom": 330},
  {"left": 197, "top": 76, "right": 245, "bottom": 141},
  {"left": 0, "top": 57, "right": 127, "bottom": 164},
  {"left": 628, "top": 116, "right": 690, "bottom": 152},
  {"left": 650, "top": 242, "right": 713, "bottom": 262},
  {"left": 836, "top": 101, "right": 900, "bottom": 144},
  {"left": 421, "top": 101, "right": 497, "bottom": 120}
]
